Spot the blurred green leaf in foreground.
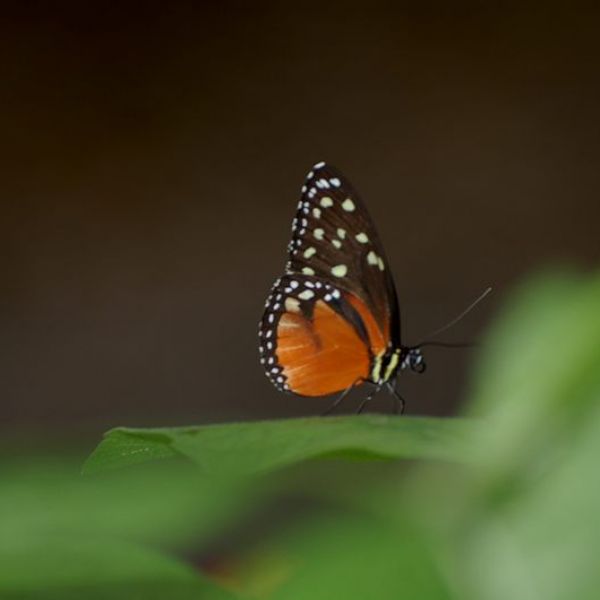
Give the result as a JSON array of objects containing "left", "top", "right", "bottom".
[{"left": 2, "top": 269, "right": 599, "bottom": 599}]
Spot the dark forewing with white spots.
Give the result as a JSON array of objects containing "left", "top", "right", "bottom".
[{"left": 286, "top": 161, "right": 400, "bottom": 345}]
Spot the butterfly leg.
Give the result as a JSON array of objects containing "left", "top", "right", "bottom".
[
  {"left": 387, "top": 382, "right": 406, "bottom": 415},
  {"left": 321, "top": 381, "right": 357, "bottom": 416},
  {"left": 356, "top": 385, "right": 379, "bottom": 414},
  {"left": 392, "top": 389, "right": 406, "bottom": 415}
]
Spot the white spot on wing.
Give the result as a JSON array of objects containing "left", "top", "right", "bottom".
[
  {"left": 314, "top": 161, "right": 326, "bottom": 169},
  {"left": 337, "top": 228, "right": 346, "bottom": 239},
  {"left": 342, "top": 198, "right": 355, "bottom": 212},
  {"left": 367, "top": 251, "right": 378, "bottom": 266},
  {"left": 312, "top": 207, "right": 322, "bottom": 219},
  {"left": 298, "top": 289, "right": 314, "bottom": 300},
  {"left": 355, "top": 232, "right": 369, "bottom": 243},
  {"left": 331, "top": 264, "right": 348, "bottom": 277},
  {"left": 285, "top": 297, "right": 301, "bottom": 313}
]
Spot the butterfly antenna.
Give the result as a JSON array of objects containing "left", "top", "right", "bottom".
[{"left": 414, "top": 287, "right": 492, "bottom": 348}]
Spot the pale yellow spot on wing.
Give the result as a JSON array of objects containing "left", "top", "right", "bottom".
[
  {"left": 302, "top": 267, "right": 315, "bottom": 275},
  {"left": 303, "top": 247, "right": 317, "bottom": 258},
  {"left": 320, "top": 196, "right": 334, "bottom": 208},
  {"left": 342, "top": 198, "right": 355, "bottom": 212},
  {"left": 367, "top": 251, "right": 378, "bottom": 266},
  {"left": 284, "top": 297, "right": 301, "bottom": 313},
  {"left": 314, "top": 228, "right": 325, "bottom": 240},
  {"left": 331, "top": 264, "right": 347, "bottom": 277},
  {"left": 355, "top": 232, "right": 369, "bottom": 243}
]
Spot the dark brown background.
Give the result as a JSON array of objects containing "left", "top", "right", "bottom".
[{"left": 2, "top": 2, "right": 599, "bottom": 437}]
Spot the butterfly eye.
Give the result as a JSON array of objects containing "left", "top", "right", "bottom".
[{"left": 405, "top": 349, "right": 426, "bottom": 374}]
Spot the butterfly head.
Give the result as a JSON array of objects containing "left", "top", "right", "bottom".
[{"left": 402, "top": 347, "right": 426, "bottom": 374}]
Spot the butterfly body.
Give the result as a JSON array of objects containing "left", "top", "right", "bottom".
[{"left": 259, "top": 162, "right": 425, "bottom": 405}]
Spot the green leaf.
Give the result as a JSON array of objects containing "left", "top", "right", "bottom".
[
  {"left": 269, "top": 512, "right": 456, "bottom": 600},
  {"left": 453, "top": 270, "right": 600, "bottom": 600},
  {"left": 0, "top": 455, "right": 253, "bottom": 600},
  {"left": 467, "top": 270, "right": 600, "bottom": 465},
  {"left": 83, "top": 429, "right": 179, "bottom": 473},
  {"left": 0, "top": 457, "right": 250, "bottom": 549},
  {"left": 0, "top": 536, "right": 238, "bottom": 600},
  {"left": 85, "top": 415, "right": 474, "bottom": 477},
  {"left": 461, "top": 405, "right": 600, "bottom": 600}
]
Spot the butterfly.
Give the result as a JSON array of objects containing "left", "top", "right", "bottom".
[{"left": 258, "top": 161, "right": 427, "bottom": 414}]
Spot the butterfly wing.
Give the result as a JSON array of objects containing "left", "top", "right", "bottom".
[
  {"left": 286, "top": 162, "right": 400, "bottom": 348},
  {"left": 259, "top": 274, "right": 387, "bottom": 396},
  {"left": 259, "top": 162, "right": 400, "bottom": 397}
]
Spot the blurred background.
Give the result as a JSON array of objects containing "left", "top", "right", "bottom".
[{"left": 3, "top": 1, "right": 599, "bottom": 437}]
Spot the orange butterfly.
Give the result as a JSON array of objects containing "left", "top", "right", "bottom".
[{"left": 259, "top": 162, "right": 427, "bottom": 414}]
